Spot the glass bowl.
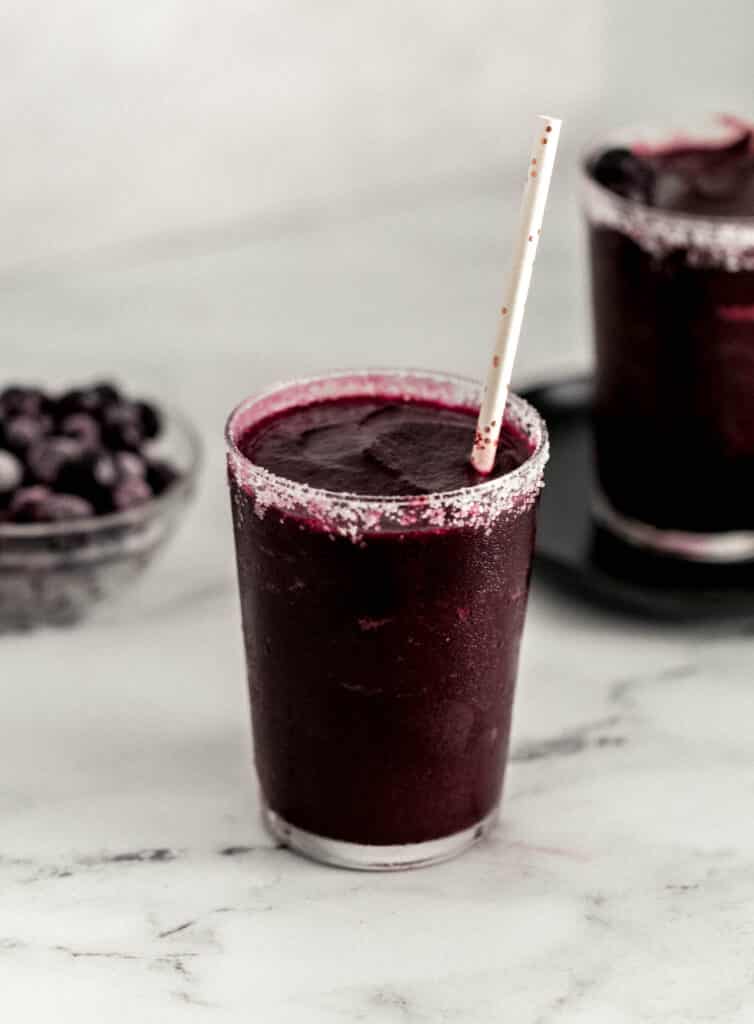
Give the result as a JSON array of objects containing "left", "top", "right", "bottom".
[{"left": 0, "top": 406, "right": 202, "bottom": 630}]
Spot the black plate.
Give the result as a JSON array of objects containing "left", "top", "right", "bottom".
[{"left": 520, "top": 375, "right": 754, "bottom": 622}]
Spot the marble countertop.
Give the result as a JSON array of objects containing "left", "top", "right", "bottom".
[{"left": 3, "top": 37, "right": 754, "bottom": 1009}]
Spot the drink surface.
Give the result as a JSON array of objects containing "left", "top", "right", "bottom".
[
  {"left": 589, "top": 120, "right": 754, "bottom": 216},
  {"left": 230, "top": 393, "right": 539, "bottom": 846},
  {"left": 240, "top": 397, "right": 531, "bottom": 497}
]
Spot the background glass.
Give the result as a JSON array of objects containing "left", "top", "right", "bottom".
[{"left": 584, "top": 120, "right": 754, "bottom": 562}]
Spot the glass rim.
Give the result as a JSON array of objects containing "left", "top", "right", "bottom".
[
  {"left": 225, "top": 368, "right": 549, "bottom": 534},
  {"left": 580, "top": 115, "right": 754, "bottom": 228}
]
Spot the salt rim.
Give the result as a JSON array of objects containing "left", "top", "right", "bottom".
[
  {"left": 581, "top": 117, "right": 754, "bottom": 270},
  {"left": 583, "top": 175, "right": 754, "bottom": 271},
  {"left": 226, "top": 370, "right": 549, "bottom": 542}
]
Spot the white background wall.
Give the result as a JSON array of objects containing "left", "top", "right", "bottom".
[
  {"left": 0, "top": 1, "right": 752, "bottom": 394},
  {"left": 2, "top": 1, "right": 751, "bottom": 269}
]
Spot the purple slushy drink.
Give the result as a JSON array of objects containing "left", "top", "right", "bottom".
[
  {"left": 226, "top": 370, "right": 548, "bottom": 869},
  {"left": 585, "top": 116, "right": 754, "bottom": 561}
]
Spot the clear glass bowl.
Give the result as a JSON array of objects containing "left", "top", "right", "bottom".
[{"left": 0, "top": 407, "right": 202, "bottom": 630}]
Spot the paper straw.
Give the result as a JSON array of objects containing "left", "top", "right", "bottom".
[{"left": 471, "top": 114, "right": 562, "bottom": 474}]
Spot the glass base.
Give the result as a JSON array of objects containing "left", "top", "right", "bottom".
[
  {"left": 262, "top": 804, "right": 498, "bottom": 871},
  {"left": 593, "top": 492, "right": 754, "bottom": 565}
]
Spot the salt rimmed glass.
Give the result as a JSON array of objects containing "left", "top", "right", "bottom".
[
  {"left": 583, "top": 118, "right": 754, "bottom": 563},
  {"left": 226, "top": 369, "right": 548, "bottom": 870}
]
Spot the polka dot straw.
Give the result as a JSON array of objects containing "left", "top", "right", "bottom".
[{"left": 471, "top": 115, "right": 562, "bottom": 474}]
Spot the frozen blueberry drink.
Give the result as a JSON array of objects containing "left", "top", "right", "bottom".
[
  {"left": 585, "top": 116, "right": 754, "bottom": 562},
  {"left": 226, "top": 370, "right": 548, "bottom": 869}
]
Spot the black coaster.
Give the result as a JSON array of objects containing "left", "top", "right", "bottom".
[{"left": 520, "top": 375, "right": 754, "bottom": 622}]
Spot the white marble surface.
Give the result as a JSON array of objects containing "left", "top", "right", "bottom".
[{"left": 2, "top": 3, "right": 754, "bottom": 1018}]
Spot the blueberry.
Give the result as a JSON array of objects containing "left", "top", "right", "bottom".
[
  {"left": 137, "top": 401, "right": 162, "bottom": 439},
  {"left": 8, "top": 486, "right": 52, "bottom": 523},
  {"left": 56, "top": 387, "right": 99, "bottom": 419},
  {"left": 79, "top": 452, "right": 148, "bottom": 513},
  {"left": 91, "top": 381, "right": 121, "bottom": 406},
  {"left": 55, "top": 381, "right": 120, "bottom": 421},
  {"left": 60, "top": 452, "right": 116, "bottom": 513},
  {"left": 590, "top": 147, "right": 655, "bottom": 203},
  {"left": 0, "top": 386, "right": 50, "bottom": 420},
  {"left": 10, "top": 487, "right": 94, "bottom": 523},
  {"left": 2, "top": 414, "right": 53, "bottom": 455},
  {"left": 27, "top": 437, "right": 88, "bottom": 487},
  {"left": 101, "top": 402, "right": 144, "bottom": 451},
  {"left": 0, "top": 387, "right": 27, "bottom": 417},
  {"left": 60, "top": 412, "right": 101, "bottom": 450},
  {"left": 113, "top": 451, "right": 147, "bottom": 480},
  {"left": 0, "top": 449, "right": 23, "bottom": 495},
  {"left": 112, "top": 477, "right": 152, "bottom": 511},
  {"left": 91, "top": 453, "right": 119, "bottom": 489},
  {"left": 146, "top": 458, "right": 179, "bottom": 495},
  {"left": 34, "top": 493, "right": 95, "bottom": 522}
]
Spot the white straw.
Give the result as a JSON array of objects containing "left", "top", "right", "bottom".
[{"left": 471, "top": 114, "right": 562, "bottom": 474}]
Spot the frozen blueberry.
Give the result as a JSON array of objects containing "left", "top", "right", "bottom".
[
  {"left": 7, "top": 486, "right": 52, "bottom": 523},
  {"left": 101, "top": 402, "right": 144, "bottom": 451},
  {"left": 81, "top": 452, "right": 148, "bottom": 512},
  {"left": 0, "top": 449, "right": 23, "bottom": 495},
  {"left": 27, "top": 437, "right": 88, "bottom": 488},
  {"left": 0, "top": 386, "right": 50, "bottom": 420},
  {"left": 0, "top": 386, "right": 28, "bottom": 418},
  {"left": 61, "top": 452, "right": 116, "bottom": 512},
  {"left": 33, "top": 493, "right": 95, "bottom": 523},
  {"left": 146, "top": 458, "right": 179, "bottom": 495},
  {"left": 137, "top": 401, "right": 162, "bottom": 440},
  {"left": 113, "top": 451, "right": 147, "bottom": 480},
  {"left": 91, "top": 381, "right": 121, "bottom": 407},
  {"left": 56, "top": 387, "right": 98, "bottom": 419},
  {"left": 55, "top": 381, "right": 120, "bottom": 421},
  {"left": 10, "top": 487, "right": 94, "bottom": 523},
  {"left": 2, "top": 414, "right": 53, "bottom": 455},
  {"left": 590, "top": 147, "right": 655, "bottom": 203},
  {"left": 91, "top": 453, "right": 119, "bottom": 489},
  {"left": 68, "top": 447, "right": 143, "bottom": 506},
  {"left": 112, "top": 477, "right": 152, "bottom": 511},
  {"left": 60, "top": 412, "right": 101, "bottom": 450}
]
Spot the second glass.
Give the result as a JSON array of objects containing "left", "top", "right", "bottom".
[{"left": 584, "top": 118, "right": 754, "bottom": 563}]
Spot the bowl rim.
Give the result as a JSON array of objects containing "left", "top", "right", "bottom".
[{"left": 0, "top": 403, "right": 202, "bottom": 539}]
